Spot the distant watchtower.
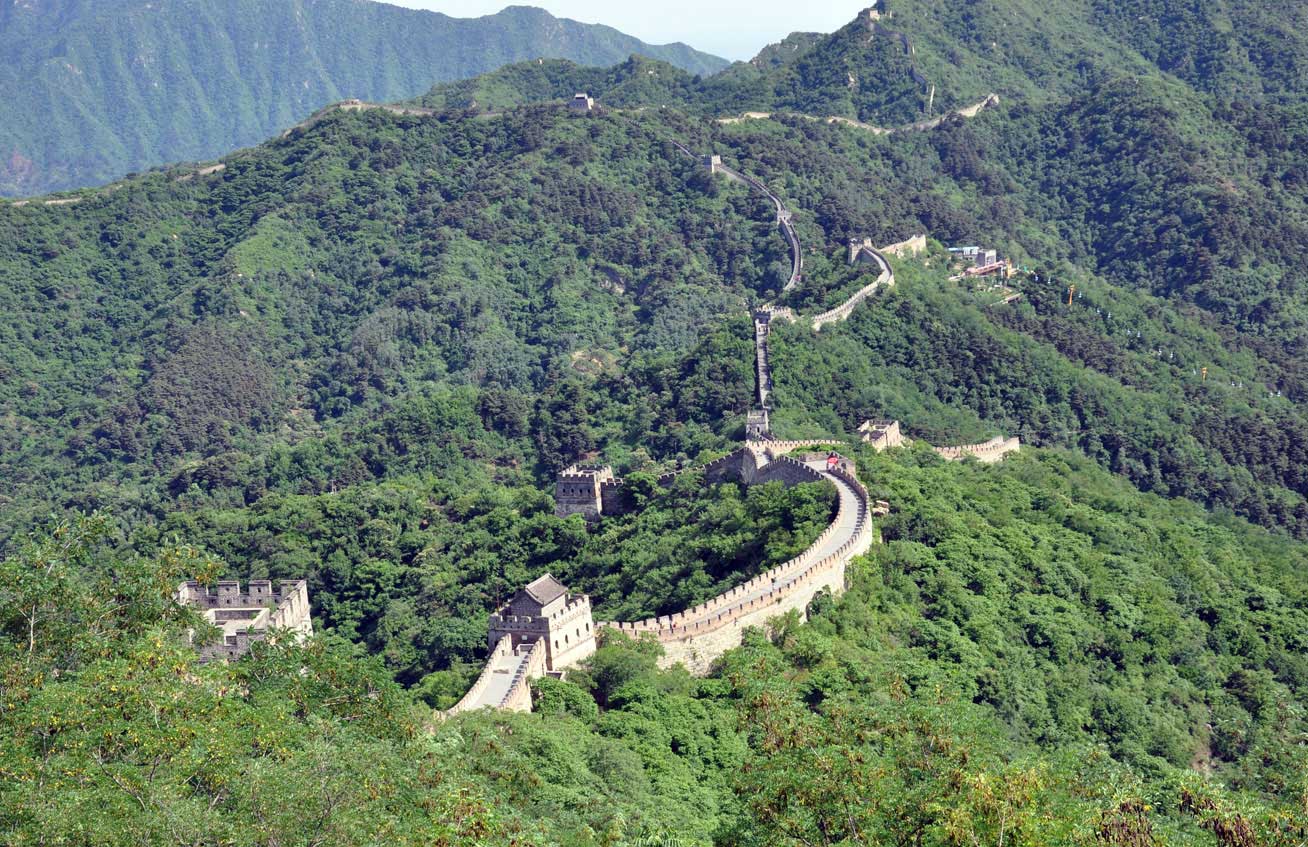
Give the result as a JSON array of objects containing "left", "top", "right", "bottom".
[
  {"left": 703, "top": 154, "right": 722, "bottom": 173},
  {"left": 554, "top": 464, "right": 616, "bottom": 520},
  {"left": 488, "top": 574, "right": 596, "bottom": 671},
  {"left": 746, "top": 408, "right": 771, "bottom": 440},
  {"left": 568, "top": 92, "right": 595, "bottom": 113},
  {"left": 847, "top": 236, "right": 877, "bottom": 265},
  {"left": 176, "top": 579, "right": 313, "bottom": 662},
  {"left": 858, "top": 418, "right": 903, "bottom": 451}
]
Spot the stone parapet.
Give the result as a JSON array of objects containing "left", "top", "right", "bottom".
[
  {"left": 814, "top": 246, "right": 894, "bottom": 330},
  {"left": 499, "top": 640, "right": 547, "bottom": 712},
  {"left": 177, "top": 579, "right": 312, "bottom": 662},
  {"left": 447, "top": 635, "right": 515, "bottom": 714},
  {"left": 933, "top": 435, "right": 1021, "bottom": 463},
  {"left": 598, "top": 453, "right": 874, "bottom": 671}
]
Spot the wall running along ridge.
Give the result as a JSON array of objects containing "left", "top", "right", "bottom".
[
  {"left": 598, "top": 453, "right": 873, "bottom": 674},
  {"left": 716, "top": 94, "right": 1001, "bottom": 135},
  {"left": 933, "top": 435, "right": 1021, "bottom": 463},
  {"left": 813, "top": 246, "right": 895, "bottom": 330}
]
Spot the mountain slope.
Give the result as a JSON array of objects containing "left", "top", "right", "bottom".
[
  {"left": 6, "top": 2, "right": 1308, "bottom": 842},
  {"left": 0, "top": 0, "right": 727, "bottom": 196}
]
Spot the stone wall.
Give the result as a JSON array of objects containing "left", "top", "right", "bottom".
[
  {"left": 814, "top": 246, "right": 894, "bottom": 330},
  {"left": 500, "top": 639, "right": 547, "bottom": 713},
  {"left": 554, "top": 465, "right": 614, "bottom": 519},
  {"left": 754, "top": 453, "right": 826, "bottom": 487},
  {"left": 933, "top": 435, "right": 1021, "bottom": 463},
  {"left": 713, "top": 162, "right": 803, "bottom": 291},
  {"left": 544, "top": 596, "right": 598, "bottom": 670},
  {"left": 880, "top": 233, "right": 926, "bottom": 258},
  {"left": 448, "top": 635, "right": 514, "bottom": 714},
  {"left": 599, "top": 456, "right": 874, "bottom": 674}
]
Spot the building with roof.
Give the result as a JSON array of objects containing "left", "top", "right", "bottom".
[
  {"left": 487, "top": 573, "right": 596, "bottom": 671},
  {"left": 568, "top": 92, "right": 595, "bottom": 112}
]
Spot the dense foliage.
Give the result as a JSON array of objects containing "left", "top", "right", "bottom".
[
  {"left": 6, "top": 1, "right": 1308, "bottom": 841},
  {"left": 152, "top": 473, "right": 834, "bottom": 699},
  {"left": 8, "top": 450, "right": 1308, "bottom": 844},
  {"left": 0, "top": 0, "right": 726, "bottom": 196}
]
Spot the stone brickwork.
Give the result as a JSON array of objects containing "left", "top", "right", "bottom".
[
  {"left": 488, "top": 574, "right": 596, "bottom": 671},
  {"left": 600, "top": 456, "right": 874, "bottom": 674},
  {"left": 859, "top": 419, "right": 905, "bottom": 451},
  {"left": 499, "top": 639, "right": 548, "bottom": 712},
  {"left": 880, "top": 233, "right": 926, "bottom": 258},
  {"left": 447, "top": 575, "right": 595, "bottom": 715},
  {"left": 177, "top": 579, "right": 313, "bottom": 662},
  {"left": 554, "top": 464, "right": 615, "bottom": 519},
  {"left": 814, "top": 245, "right": 894, "bottom": 330},
  {"left": 933, "top": 435, "right": 1021, "bottom": 463}
]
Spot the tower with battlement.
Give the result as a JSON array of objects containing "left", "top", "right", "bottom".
[
  {"left": 746, "top": 409, "right": 771, "bottom": 440},
  {"left": 554, "top": 464, "right": 616, "bottom": 519},
  {"left": 177, "top": 579, "right": 312, "bottom": 662},
  {"left": 488, "top": 574, "right": 596, "bottom": 671},
  {"left": 858, "top": 419, "right": 904, "bottom": 451}
]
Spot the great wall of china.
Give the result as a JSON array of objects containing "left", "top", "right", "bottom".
[
  {"left": 715, "top": 93, "right": 1001, "bottom": 135},
  {"left": 449, "top": 117, "right": 1025, "bottom": 714},
  {"left": 8, "top": 84, "right": 1014, "bottom": 705}
]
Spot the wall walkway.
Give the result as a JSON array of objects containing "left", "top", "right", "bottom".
[
  {"left": 715, "top": 93, "right": 1001, "bottom": 135},
  {"left": 447, "top": 637, "right": 545, "bottom": 714},
  {"left": 812, "top": 247, "right": 895, "bottom": 330},
  {"left": 599, "top": 453, "right": 873, "bottom": 674}
]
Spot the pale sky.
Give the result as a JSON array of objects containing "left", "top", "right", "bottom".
[{"left": 384, "top": 1, "right": 862, "bottom": 61}]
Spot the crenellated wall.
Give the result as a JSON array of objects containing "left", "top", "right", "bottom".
[
  {"left": 880, "top": 233, "right": 927, "bottom": 258},
  {"left": 933, "top": 435, "right": 1021, "bottom": 463},
  {"left": 813, "top": 257, "right": 893, "bottom": 330},
  {"left": 447, "top": 635, "right": 515, "bottom": 714},
  {"left": 499, "top": 640, "right": 547, "bottom": 712},
  {"left": 597, "top": 454, "right": 873, "bottom": 674}
]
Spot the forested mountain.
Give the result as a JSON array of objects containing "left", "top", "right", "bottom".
[
  {"left": 5, "top": 1, "right": 1308, "bottom": 844},
  {"left": 0, "top": 0, "right": 726, "bottom": 197}
]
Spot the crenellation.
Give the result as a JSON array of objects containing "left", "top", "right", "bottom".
[
  {"left": 933, "top": 435, "right": 1020, "bottom": 463},
  {"left": 859, "top": 418, "right": 905, "bottom": 451},
  {"left": 177, "top": 579, "right": 313, "bottom": 662}
]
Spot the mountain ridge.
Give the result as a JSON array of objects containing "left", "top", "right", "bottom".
[{"left": 0, "top": 0, "right": 727, "bottom": 196}]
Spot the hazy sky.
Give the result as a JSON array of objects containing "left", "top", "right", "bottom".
[{"left": 384, "top": 1, "right": 861, "bottom": 61}]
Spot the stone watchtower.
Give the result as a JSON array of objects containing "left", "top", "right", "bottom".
[
  {"left": 176, "top": 579, "right": 313, "bottom": 662},
  {"left": 488, "top": 574, "right": 596, "bottom": 671},
  {"left": 554, "top": 464, "right": 618, "bottom": 520},
  {"left": 858, "top": 418, "right": 904, "bottom": 451}
]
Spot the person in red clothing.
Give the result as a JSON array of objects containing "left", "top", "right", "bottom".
[{"left": 826, "top": 452, "right": 839, "bottom": 471}]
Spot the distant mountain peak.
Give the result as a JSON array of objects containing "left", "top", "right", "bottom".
[{"left": 0, "top": 0, "right": 728, "bottom": 196}]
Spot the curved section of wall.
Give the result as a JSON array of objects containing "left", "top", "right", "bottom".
[
  {"left": 598, "top": 455, "right": 873, "bottom": 674},
  {"left": 813, "top": 247, "right": 894, "bottom": 330}
]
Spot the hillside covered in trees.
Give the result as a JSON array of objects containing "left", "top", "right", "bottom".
[
  {"left": 4, "top": 1, "right": 1308, "bottom": 844},
  {"left": 0, "top": 0, "right": 726, "bottom": 196}
]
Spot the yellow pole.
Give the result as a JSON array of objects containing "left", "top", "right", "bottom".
[
  {"left": 1201, "top": 367, "right": 1208, "bottom": 382},
  {"left": 1067, "top": 284, "right": 1075, "bottom": 306}
]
